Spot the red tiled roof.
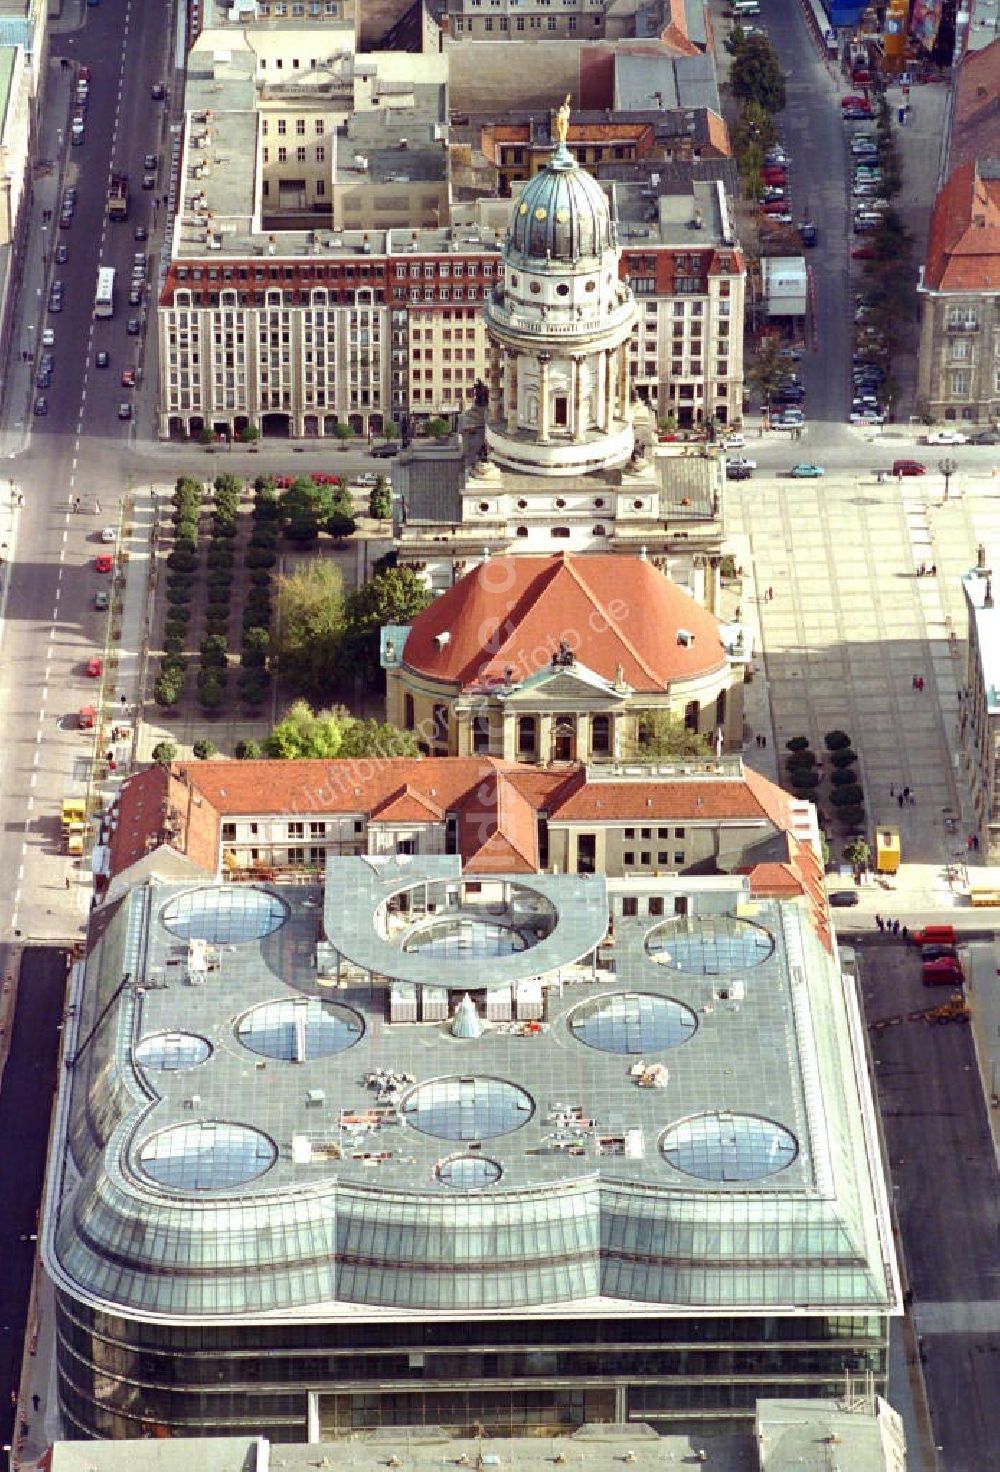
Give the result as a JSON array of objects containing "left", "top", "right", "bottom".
[
  {"left": 749, "top": 836, "right": 832, "bottom": 953},
  {"left": 950, "top": 40, "right": 1000, "bottom": 172},
  {"left": 458, "top": 774, "right": 539, "bottom": 873},
  {"left": 401, "top": 554, "right": 727, "bottom": 691},
  {"left": 550, "top": 766, "right": 788, "bottom": 823},
  {"left": 107, "top": 764, "right": 220, "bottom": 879},
  {"left": 369, "top": 783, "right": 444, "bottom": 823},
  {"left": 923, "top": 160, "right": 1000, "bottom": 292}
]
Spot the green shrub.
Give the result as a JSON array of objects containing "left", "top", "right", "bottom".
[
  {"left": 238, "top": 669, "right": 269, "bottom": 705},
  {"left": 192, "top": 739, "right": 216, "bottom": 760},
  {"left": 161, "top": 651, "right": 187, "bottom": 675},
  {"left": 830, "top": 785, "right": 864, "bottom": 807},
  {"left": 206, "top": 544, "right": 236, "bottom": 570},
  {"left": 284, "top": 519, "right": 319, "bottom": 544},
  {"left": 790, "top": 770, "right": 820, "bottom": 790},
  {"left": 151, "top": 740, "right": 178, "bottom": 763},
  {"left": 830, "top": 748, "right": 858, "bottom": 769},
  {"left": 785, "top": 736, "right": 810, "bottom": 752},
  {"left": 235, "top": 738, "right": 263, "bottom": 759},
  {"left": 167, "top": 549, "right": 198, "bottom": 573},
  {"left": 200, "top": 634, "right": 228, "bottom": 665},
  {"left": 197, "top": 662, "right": 228, "bottom": 692},
  {"left": 250, "top": 524, "right": 279, "bottom": 549},
  {"left": 241, "top": 648, "right": 267, "bottom": 670},
  {"left": 166, "top": 573, "right": 194, "bottom": 595},
  {"left": 245, "top": 547, "right": 277, "bottom": 570},
  {"left": 164, "top": 616, "right": 190, "bottom": 639},
  {"left": 830, "top": 767, "right": 859, "bottom": 787},
  {"left": 166, "top": 586, "right": 192, "bottom": 607},
  {"left": 164, "top": 633, "right": 185, "bottom": 655},
  {"left": 206, "top": 572, "right": 234, "bottom": 597},
  {"left": 211, "top": 518, "right": 238, "bottom": 539},
  {"left": 204, "top": 615, "right": 230, "bottom": 638},
  {"left": 327, "top": 513, "right": 357, "bottom": 541},
  {"left": 173, "top": 533, "right": 198, "bottom": 558},
  {"left": 198, "top": 676, "right": 225, "bottom": 711},
  {"left": 824, "top": 729, "right": 852, "bottom": 751},
  {"left": 153, "top": 677, "right": 181, "bottom": 708},
  {"left": 786, "top": 749, "right": 815, "bottom": 769},
  {"left": 249, "top": 569, "right": 272, "bottom": 589},
  {"left": 243, "top": 626, "right": 270, "bottom": 654}
]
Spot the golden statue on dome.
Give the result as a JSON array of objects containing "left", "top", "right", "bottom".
[{"left": 554, "top": 94, "right": 572, "bottom": 146}]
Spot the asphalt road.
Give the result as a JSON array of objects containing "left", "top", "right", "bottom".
[
  {"left": 861, "top": 939, "right": 1000, "bottom": 1472},
  {"left": 0, "top": 947, "right": 66, "bottom": 1454}
]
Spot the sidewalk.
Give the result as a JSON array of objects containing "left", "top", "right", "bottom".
[{"left": 0, "top": 61, "right": 75, "bottom": 460}]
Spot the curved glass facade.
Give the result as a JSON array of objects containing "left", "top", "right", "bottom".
[
  {"left": 569, "top": 992, "right": 697, "bottom": 1054},
  {"left": 646, "top": 916, "right": 774, "bottom": 973}
]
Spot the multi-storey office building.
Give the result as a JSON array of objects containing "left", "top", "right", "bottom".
[
  {"left": 960, "top": 565, "right": 1000, "bottom": 861},
  {"left": 46, "top": 827, "right": 896, "bottom": 1439},
  {"left": 157, "top": 32, "right": 744, "bottom": 439}
]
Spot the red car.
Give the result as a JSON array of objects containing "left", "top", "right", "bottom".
[
  {"left": 891, "top": 459, "right": 926, "bottom": 477},
  {"left": 121, "top": 367, "right": 136, "bottom": 387},
  {"left": 85, "top": 657, "right": 104, "bottom": 678},
  {"left": 852, "top": 244, "right": 876, "bottom": 259},
  {"left": 95, "top": 553, "right": 114, "bottom": 573},
  {"left": 922, "top": 957, "right": 964, "bottom": 987},
  {"left": 762, "top": 168, "right": 787, "bottom": 185}
]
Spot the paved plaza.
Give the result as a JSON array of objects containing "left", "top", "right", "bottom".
[{"left": 727, "top": 470, "right": 1000, "bottom": 893}]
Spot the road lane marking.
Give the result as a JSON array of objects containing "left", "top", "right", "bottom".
[
  {"left": 32, "top": 751, "right": 39, "bottom": 766},
  {"left": 17, "top": 866, "right": 23, "bottom": 882},
  {"left": 29, "top": 772, "right": 36, "bottom": 789}
]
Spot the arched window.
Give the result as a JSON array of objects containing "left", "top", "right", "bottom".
[
  {"left": 684, "top": 700, "right": 700, "bottom": 732},
  {"left": 552, "top": 526, "right": 571, "bottom": 538},
  {"left": 403, "top": 694, "right": 414, "bottom": 730},
  {"left": 591, "top": 714, "right": 611, "bottom": 756},
  {"left": 517, "top": 716, "right": 536, "bottom": 758}
]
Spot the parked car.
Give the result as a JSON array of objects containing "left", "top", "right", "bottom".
[
  {"left": 151, "top": 81, "right": 166, "bottom": 100},
  {"left": 33, "top": 395, "right": 48, "bottom": 416},
  {"left": 42, "top": 327, "right": 55, "bottom": 347},
  {"left": 127, "top": 316, "right": 142, "bottom": 335},
  {"left": 726, "top": 463, "right": 752, "bottom": 480},
  {"left": 924, "top": 429, "right": 968, "bottom": 445},
  {"left": 134, "top": 224, "right": 148, "bottom": 241},
  {"left": 86, "top": 657, "right": 104, "bottom": 679},
  {"left": 970, "top": 428, "right": 1000, "bottom": 445},
  {"left": 371, "top": 442, "right": 400, "bottom": 458},
  {"left": 36, "top": 368, "right": 51, "bottom": 390},
  {"left": 118, "top": 402, "right": 133, "bottom": 420},
  {"left": 892, "top": 459, "right": 926, "bottom": 476},
  {"left": 100, "top": 526, "right": 117, "bottom": 543},
  {"left": 143, "top": 152, "right": 158, "bottom": 171},
  {"left": 829, "top": 890, "right": 859, "bottom": 907},
  {"left": 790, "top": 463, "right": 825, "bottom": 477},
  {"left": 726, "top": 455, "right": 757, "bottom": 471},
  {"left": 129, "top": 285, "right": 143, "bottom": 307},
  {"left": 723, "top": 433, "right": 745, "bottom": 450},
  {"left": 921, "top": 944, "right": 958, "bottom": 962},
  {"left": 95, "top": 554, "right": 114, "bottom": 573},
  {"left": 96, "top": 350, "right": 109, "bottom": 368},
  {"left": 922, "top": 957, "right": 965, "bottom": 987},
  {"left": 121, "top": 367, "right": 136, "bottom": 387},
  {"left": 94, "top": 589, "right": 110, "bottom": 611},
  {"left": 55, "top": 242, "right": 69, "bottom": 264}
]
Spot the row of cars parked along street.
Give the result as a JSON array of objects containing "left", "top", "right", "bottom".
[
  {"left": 842, "top": 102, "right": 894, "bottom": 432},
  {"left": 34, "top": 179, "right": 82, "bottom": 413}
]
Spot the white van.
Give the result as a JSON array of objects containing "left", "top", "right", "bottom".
[{"left": 733, "top": 1, "right": 761, "bottom": 14}]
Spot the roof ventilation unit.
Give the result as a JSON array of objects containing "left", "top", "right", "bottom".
[
  {"left": 451, "top": 993, "right": 483, "bottom": 1039},
  {"left": 434, "top": 630, "right": 451, "bottom": 649},
  {"left": 677, "top": 628, "right": 694, "bottom": 646}
]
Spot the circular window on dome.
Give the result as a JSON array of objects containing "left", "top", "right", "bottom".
[
  {"left": 556, "top": 209, "right": 571, "bottom": 224},
  {"left": 556, "top": 283, "right": 570, "bottom": 297},
  {"left": 529, "top": 281, "right": 541, "bottom": 294},
  {"left": 237, "top": 998, "right": 364, "bottom": 1061},
  {"left": 436, "top": 1154, "right": 503, "bottom": 1189},
  {"left": 534, "top": 207, "right": 547, "bottom": 221},
  {"left": 478, "top": 501, "right": 490, "bottom": 512},
  {"left": 518, "top": 203, "right": 528, "bottom": 215},
  {"left": 594, "top": 498, "right": 605, "bottom": 508},
  {"left": 139, "top": 1122, "right": 277, "bottom": 1190},
  {"left": 161, "top": 887, "right": 289, "bottom": 944},
  {"left": 585, "top": 280, "right": 597, "bottom": 293},
  {"left": 632, "top": 499, "right": 644, "bottom": 510},
  {"left": 135, "top": 1032, "right": 212, "bottom": 1071},
  {"left": 647, "top": 915, "right": 774, "bottom": 974},
  {"left": 570, "top": 992, "right": 697, "bottom": 1054},
  {"left": 660, "top": 1112, "right": 798, "bottom": 1181},
  {"left": 402, "top": 1076, "right": 534, "bottom": 1140},
  {"left": 555, "top": 497, "right": 567, "bottom": 509},
  {"left": 517, "top": 498, "right": 529, "bottom": 510}
]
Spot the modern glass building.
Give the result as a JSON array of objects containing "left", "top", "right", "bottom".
[{"left": 43, "top": 858, "right": 899, "bottom": 1440}]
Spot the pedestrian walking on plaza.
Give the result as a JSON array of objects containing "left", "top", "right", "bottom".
[
  {"left": 897, "top": 793, "right": 904, "bottom": 808},
  {"left": 766, "top": 586, "right": 774, "bottom": 601},
  {"left": 72, "top": 496, "right": 80, "bottom": 513},
  {"left": 94, "top": 500, "right": 101, "bottom": 514},
  {"left": 875, "top": 914, "right": 883, "bottom": 932},
  {"left": 892, "top": 920, "right": 900, "bottom": 937},
  {"left": 889, "top": 783, "right": 895, "bottom": 797},
  {"left": 901, "top": 925, "right": 908, "bottom": 941},
  {"left": 761, "top": 734, "right": 767, "bottom": 749},
  {"left": 31, "top": 1394, "right": 39, "bottom": 1413},
  {"left": 64, "top": 876, "right": 70, "bottom": 890},
  {"left": 902, "top": 786, "right": 910, "bottom": 802},
  {"left": 912, "top": 675, "right": 919, "bottom": 689}
]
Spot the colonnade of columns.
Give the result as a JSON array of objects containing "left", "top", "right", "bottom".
[{"left": 489, "top": 343, "right": 631, "bottom": 441}]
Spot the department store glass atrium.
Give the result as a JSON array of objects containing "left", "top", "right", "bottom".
[{"left": 45, "top": 857, "right": 898, "bottom": 1441}]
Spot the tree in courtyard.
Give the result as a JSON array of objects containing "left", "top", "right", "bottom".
[
  {"left": 340, "top": 566, "right": 432, "bottom": 684},
  {"left": 336, "top": 718, "right": 420, "bottom": 759},
  {"left": 273, "top": 559, "right": 345, "bottom": 696},
  {"left": 729, "top": 35, "right": 786, "bottom": 116},
  {"left": 263, "top": 701, "right": 349, "bottom": 759},
  {"left": 424, "top": 416, "right": 450, "bottom": 440},
  {"left": 626, "top": 713, "right": 712, "bottom": 762},
  {"left": 151, "top": 741, "right": 177, "bottom": 765},
  {"left": 843, "top": 838, "right": 871, "bottom": 878}
]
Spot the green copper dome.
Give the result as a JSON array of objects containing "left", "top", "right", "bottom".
[{"left": 509, "top": 143, "right": 615, "bottom": 263}]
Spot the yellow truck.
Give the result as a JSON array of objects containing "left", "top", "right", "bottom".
[{"left": 62, "top": 798, "right": 87, "bottom": 856}]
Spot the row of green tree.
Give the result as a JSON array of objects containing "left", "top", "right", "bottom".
[{"left": 726, "top": 27, "right": 786, "bottom": 205}]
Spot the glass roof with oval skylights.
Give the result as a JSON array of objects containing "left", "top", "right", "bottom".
[{"left": 48, "top": 862, "right": 898, "bottom": 1322}]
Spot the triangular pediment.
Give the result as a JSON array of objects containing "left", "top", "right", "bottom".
[{"left": 501, "top": 666, "right": 631, "bottom": 708}]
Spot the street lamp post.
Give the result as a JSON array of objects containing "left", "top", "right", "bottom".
[{"left": 938, "top": 456, "right": 958, "bottom": 502}]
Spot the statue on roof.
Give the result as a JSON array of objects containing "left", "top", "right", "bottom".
[{"left": 554, "top": 94, "right": 572, "bottom": 146}]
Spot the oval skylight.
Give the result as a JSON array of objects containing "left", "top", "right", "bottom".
[
  {"left": 134, "top": 1032, "right": 212, "bottom": 1071},
  {"left": 660, "top": 1112, "right": 798, "bottom": 1182},
  {"left": 402, "top": 1076, "right": 534, "bottom": 1141},
  {"left": 237, "top": 998, "right": 364, "bottom": 1061},
  {"left": 161, "top": 886, "right": 289, "bottom": 944},
  {"left": 646, "top": 915, "right": 774, "bottom": 974},
  {"left": 436, "top": 1154, "right": 503, "bottom": 1189},
  {"left": 138, "top": 1122, "right": 277, "bottom": 1190},
  {"left": 569, "top": 992, "right": 697, "bottom": 1054}
]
